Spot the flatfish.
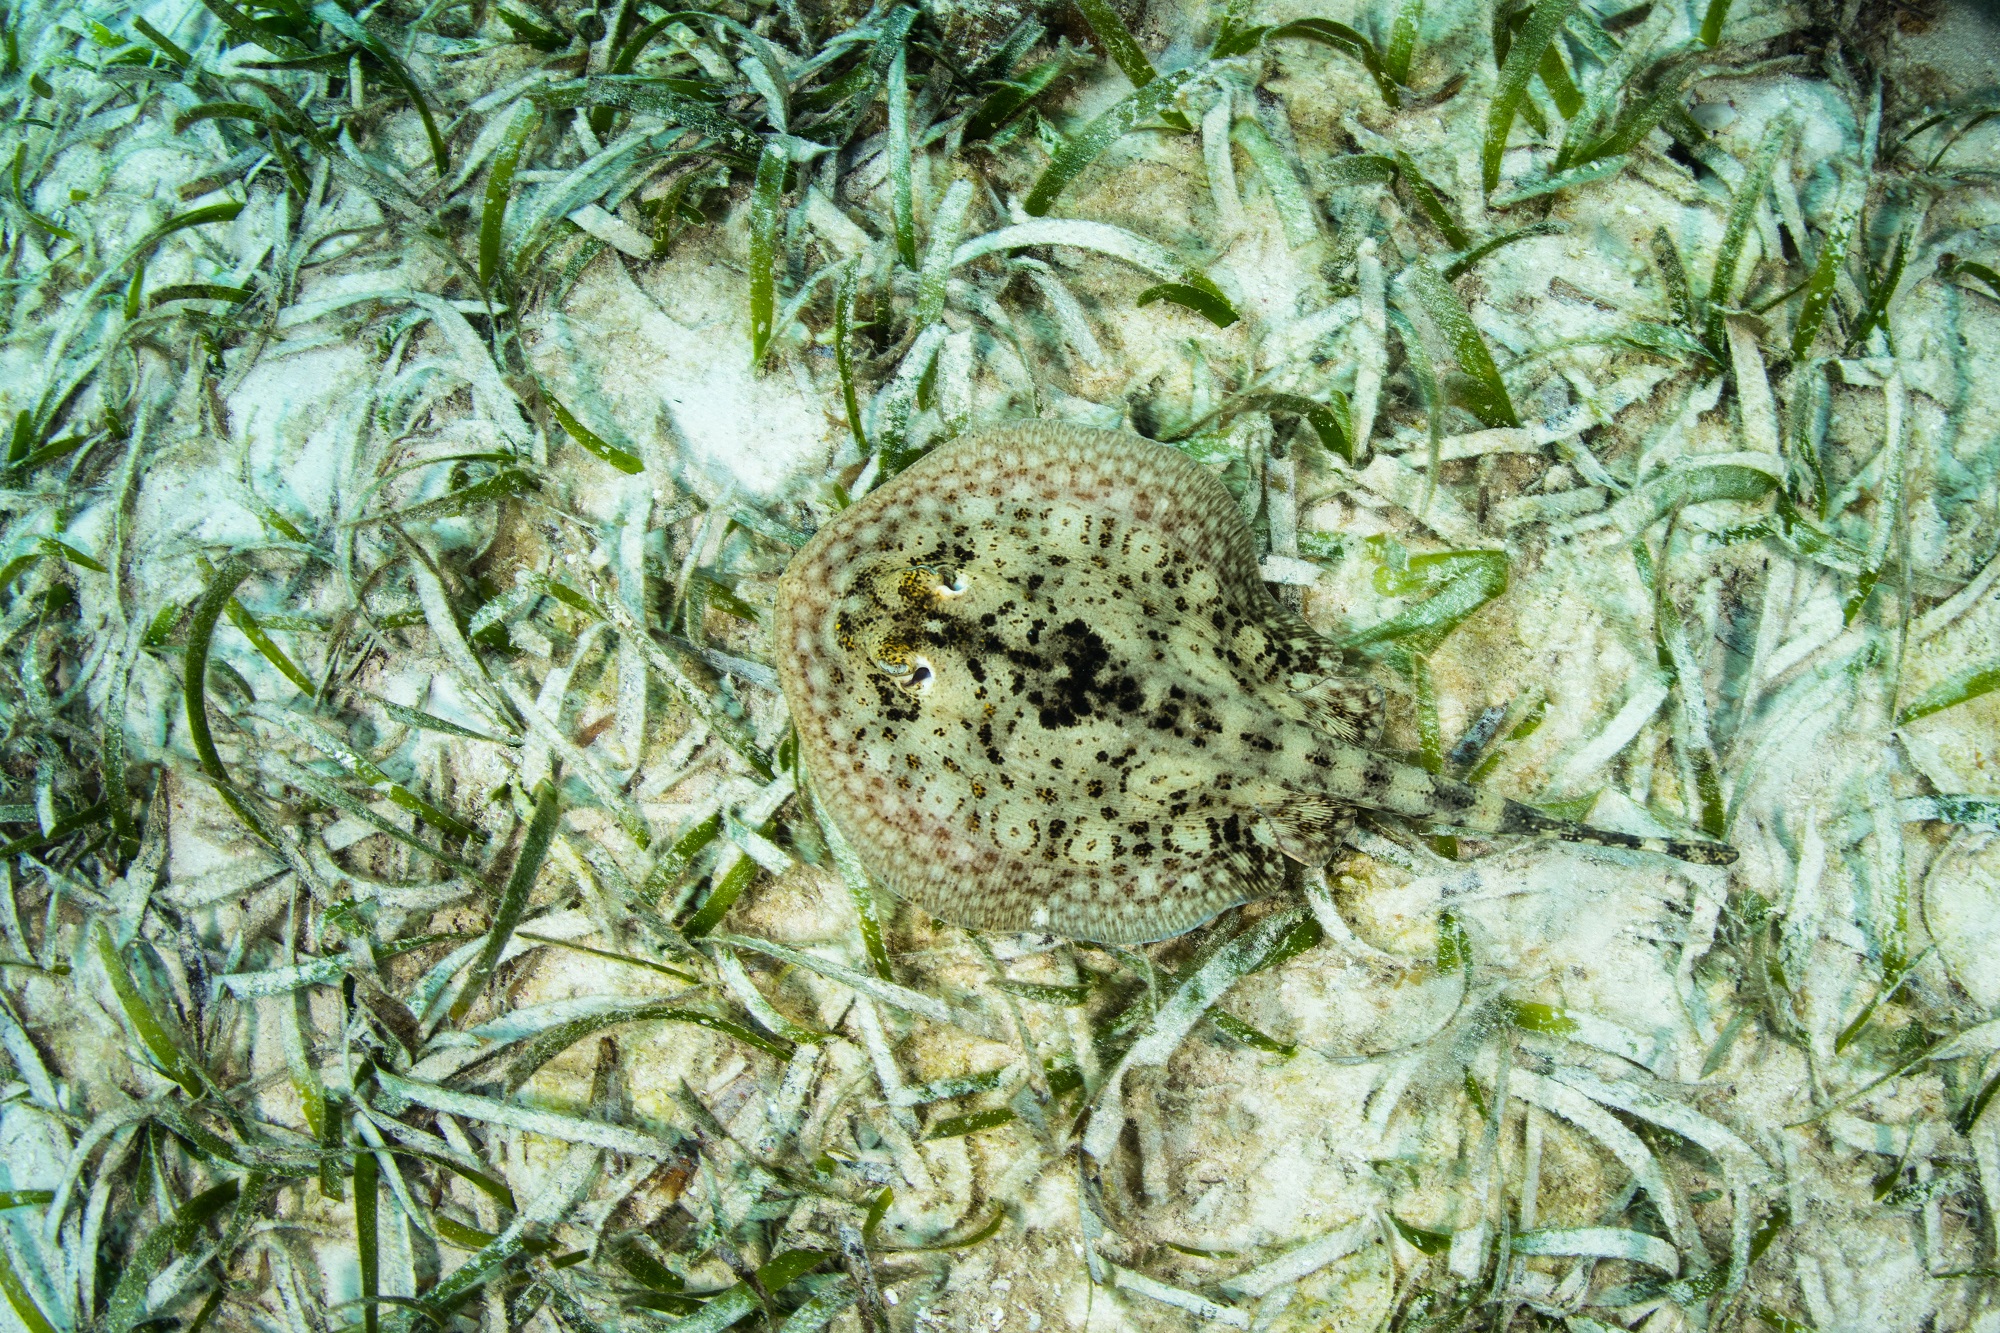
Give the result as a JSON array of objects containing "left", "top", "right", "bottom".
[{"left": 774, "top": 423, "right": 1733, "bottom": 943}]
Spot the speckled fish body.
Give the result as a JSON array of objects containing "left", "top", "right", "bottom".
[
  {"left": 776, "top": 424, "right": 1380, "bottom": 942},
  {"left": 775, "top": 424, "right": 1733, "bottom": 944}
]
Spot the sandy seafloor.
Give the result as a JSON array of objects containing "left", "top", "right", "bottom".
[{"left": 3, "top": 0, "right": 2000, "bottom": 1331}]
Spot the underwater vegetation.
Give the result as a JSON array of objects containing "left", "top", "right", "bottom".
[{"left": 0, "top": 0, "right": 1997, "bottom": 1328}]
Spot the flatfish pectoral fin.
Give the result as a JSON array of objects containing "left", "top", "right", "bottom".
[
  {"left": 1290, "top": 676, "right": 1386, "bottom": 746},
  {"left": 1253, "top": 792, "right": 1353, "bottom": 866}
]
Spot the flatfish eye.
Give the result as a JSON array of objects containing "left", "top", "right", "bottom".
[
  {"left": 898, "top": 657, "right": 936, "bottom": 694},
  {"left": 868, "top": 636, "right": 914, "bottom": 677},
  {"left": 885, "top": 563, "right": 966, "bottom": 601}
]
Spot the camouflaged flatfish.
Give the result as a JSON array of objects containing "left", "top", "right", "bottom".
[{"left": 774, "top": 423, "right": 1734, "bottom": 944}]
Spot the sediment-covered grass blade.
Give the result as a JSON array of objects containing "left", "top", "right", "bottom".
[
  {"left": 1024, "top": 64, "right": 1208, "bottom": 216},
  {"left": 1402, "top": 259, "right": 1519, "bottom": 428},
  {"left": 1073, "top": 0, "right": 1158, "bottom": 89},
  {"left": 1136, "top": 281, "right": 1240, "bottom": 327},
  {"left": 451, "top": 780, "right": 561, "bottom": 1022},
  {"left": 1483, "top": 0, "right": 1579, "bottom": 193},
  {"left": 749, "top": 141, "right": 788, "bottom": 360},
  {"left": 478, "top": 100, "right": 539, "bottom": 289},
  {"left": 1338, "top": 549, "right": 1509, "bottom": 657},
  {"left": 1252, "top": 20, "right": 1401, "bottom": 107}
]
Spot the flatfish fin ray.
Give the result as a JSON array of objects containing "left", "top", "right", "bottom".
[
  {"left": 1292, "top": 676, "right": 1386, "bottom": 746},
  {"left": 1255, "top": 792, "right": 1354, "bottom": 867}
]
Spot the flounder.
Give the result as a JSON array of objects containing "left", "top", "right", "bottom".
[{"left": 774, "top": 423, "right": 1733, "bottom": 944}]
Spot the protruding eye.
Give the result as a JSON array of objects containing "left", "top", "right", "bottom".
[
  {"left": 869, "top": 637, "right": 913, "bottom": 676},
  {"left": 893, "top": 564, "right": 966, "bottom": 600},
  {"left": 899, "top": 657, "right": 936, "bottom": 694}
]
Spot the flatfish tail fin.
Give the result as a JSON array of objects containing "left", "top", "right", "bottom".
[{"left": 1484, "top": 796, "right": 1738, "bottom": 867}]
